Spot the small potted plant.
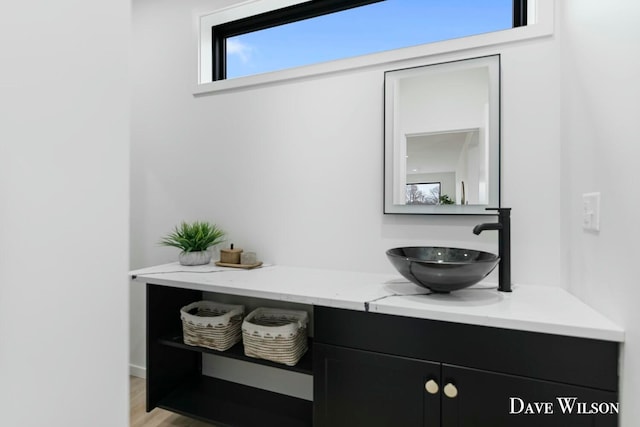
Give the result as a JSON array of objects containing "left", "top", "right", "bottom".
[
  {"left": 160, "top": 221, "right": 226, "bottom": 266},
  {"left": 439, "top": 194, "right": 455, "bottom": 205}
]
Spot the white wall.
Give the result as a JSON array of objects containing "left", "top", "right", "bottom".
[
  {"left": 559, "top": 1, "right": 640, "bottom": 425},
  {"left": 130, "top": 0, "right": 563, "bottom": 374},
  {"left": 0, "top": 1, "right": 130, "bottom": 426}
]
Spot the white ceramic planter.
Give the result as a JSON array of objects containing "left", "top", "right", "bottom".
[{"left": 179, "top": 250, "right": 212, "bottom": 266}]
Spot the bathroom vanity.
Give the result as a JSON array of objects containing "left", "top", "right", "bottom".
[{"left": 131, "top": 263, "right": 623, "bottom": 427}]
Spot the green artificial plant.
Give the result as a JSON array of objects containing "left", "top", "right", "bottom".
[
  {"left": 159, "top": 221, "right": 225, "bottom": 253},
  {"left": 439, "top": 194, "right": 455, "bottom": 205}
]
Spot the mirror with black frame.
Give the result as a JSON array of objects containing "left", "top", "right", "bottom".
[{"left": 384, "top": 55, "right": 500, "bottom": 215}]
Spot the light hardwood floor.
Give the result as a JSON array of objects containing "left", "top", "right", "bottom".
[{"left": 130, "top": 376, "right": 217, "bottom": 427}]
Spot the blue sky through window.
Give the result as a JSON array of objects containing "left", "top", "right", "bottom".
[{"left": 226, "top": 0, "right": 513, "bottom": 79}]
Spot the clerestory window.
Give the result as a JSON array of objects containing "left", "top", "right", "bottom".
[{"left": 210, "top": 0, "right": 527, "bottom": 81}]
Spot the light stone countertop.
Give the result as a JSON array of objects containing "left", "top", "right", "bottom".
[{"left": 130, "top": 263, "right": 624, "bottom": 342}]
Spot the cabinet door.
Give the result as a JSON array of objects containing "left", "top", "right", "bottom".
[
  {"left": 441, "top": 364, "right": 618, "bottom": 427},
  {"left": 314, "top": 343, "right": 440, "bottom": 427}
]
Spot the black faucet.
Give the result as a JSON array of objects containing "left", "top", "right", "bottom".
[{"left": 473, "top": 208, "right": 512, "bottom": 292}]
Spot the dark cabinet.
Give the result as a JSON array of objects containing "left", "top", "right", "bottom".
[
  {"left": 314, "top": 306, "right": 619, "bottom": 427},
  {"left": 314, "top": 345, "right": 618, "bottom": 427},
  {"left": 314, "top": 343, "right": 440, "bottom": 426},
  {"left": 142, "top": 283, "right": 619, "bottom": 427},
  {"left": 441, "top": 364, "right": 617, "bottom": 427}
]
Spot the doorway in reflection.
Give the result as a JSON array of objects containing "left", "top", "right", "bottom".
[{"left": 405, "top": 128, "right": 487, "bottom": 206}]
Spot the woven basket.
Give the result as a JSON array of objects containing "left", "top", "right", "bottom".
[
  {"left": 180, "top": 301, "right": 244, "bottom": 351},
  {"left": 242, "top": 308, "right": 309, "bottom": 366}
]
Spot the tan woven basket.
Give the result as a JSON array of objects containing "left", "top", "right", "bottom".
[
  {"left": 242, "top": 308, "right": 309, "bottom": 366},
  {"left": 180, "top": 301, "right": 244, "bottom": 351}
]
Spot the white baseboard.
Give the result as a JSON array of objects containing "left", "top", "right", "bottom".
[{"left": 130, "top": 364, "right": 146, "bottom": 378}]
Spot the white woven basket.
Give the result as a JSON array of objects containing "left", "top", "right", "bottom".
[
  {"left": 242, "top": 308, "right": 309, "bottom": 366},
  {"left": 180, "top": 301, "right": 244, "bottom": 351}
]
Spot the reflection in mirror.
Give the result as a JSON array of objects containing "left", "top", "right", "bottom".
[
  {"left": 384, "top": 55, "right": 500, "bottom": 215},
  {"left": 406, "top": 129, "right": 486, "bottom": 205}
]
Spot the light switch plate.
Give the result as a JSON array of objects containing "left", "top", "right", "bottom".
[{"left": 582, "top": 192, "right": 600, "bottom": 232}]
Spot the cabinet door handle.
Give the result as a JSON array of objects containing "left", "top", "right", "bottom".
[
  {"left": 443, "top": 383, "right": 458, "bottom": 398},
  {"left": 424, "top": 379, "right": 439, "bottom": 394}
]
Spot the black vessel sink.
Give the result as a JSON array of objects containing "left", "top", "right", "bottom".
[{"left": 386, "top": 247, "right": 499, "bottom": 293}]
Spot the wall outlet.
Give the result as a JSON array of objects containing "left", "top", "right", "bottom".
[{"left": 582, "top": 192, "right": 600, "bottom": 232}]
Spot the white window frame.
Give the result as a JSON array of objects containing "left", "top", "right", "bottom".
[{"left": 194, "top": 0, "right": 553, "bottom": 95}]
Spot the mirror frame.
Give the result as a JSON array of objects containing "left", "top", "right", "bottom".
[{"left": 383, "top": 54, "right": 501, "bottom": 215}]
